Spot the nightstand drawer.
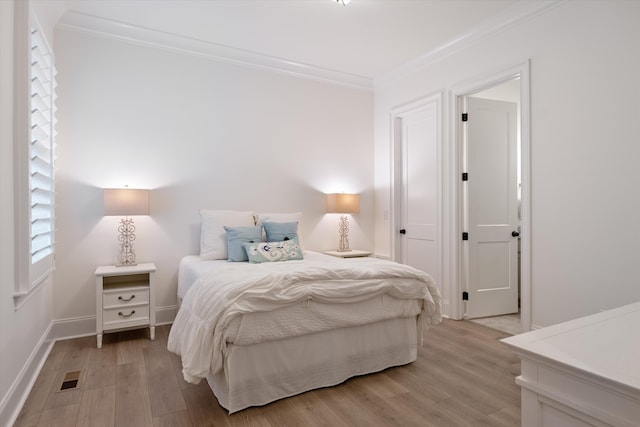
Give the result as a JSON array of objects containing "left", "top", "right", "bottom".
[
  {"left": 103, "top": 305, "right": 149, "bottom": 329},
  {"left": 103, "top": 288, "right": 149, "bottom": 308}
]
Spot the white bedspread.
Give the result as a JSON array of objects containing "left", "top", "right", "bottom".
[{"left": 167, "top": 254, "right": 441, "bottom": 384}]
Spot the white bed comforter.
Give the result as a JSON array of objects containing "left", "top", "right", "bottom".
[{"left": 167, "top": 256, "right": 441, "bottom": 384}]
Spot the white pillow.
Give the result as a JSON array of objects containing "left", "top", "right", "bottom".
[
  {"left": 200, "top": 210, "right": 255, "bottom": 260},
  {"left": 256, "top": 212, "right": 304, "bottom": 250}
]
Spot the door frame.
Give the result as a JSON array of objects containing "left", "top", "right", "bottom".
[
  {"left": 450, "top": 60, "right": 531, "bottom": 331},
  {"left": 390, "top": 92, "right": 444, "bottom": 308}
]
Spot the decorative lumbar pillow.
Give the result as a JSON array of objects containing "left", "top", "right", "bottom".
[
  {"left": 263, "top": 221, "right": 298, "bottom": 242},
  {"left": 200, "top": 210, "right": 255, "bottom": 260},
  {"left": 256, "top": 212, "right": 304, "bottom": 249},
  {"left": 243, "top": 238, "right": 304, "bottom": 263},
  {"left": 223, "top": 225, "right": 262, "bottom": 262}
]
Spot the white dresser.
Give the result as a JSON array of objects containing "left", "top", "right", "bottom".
[{"left": 502, "top": 302, "right": 640, "bottom": 426}]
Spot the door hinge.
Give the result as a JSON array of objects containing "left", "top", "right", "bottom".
[
  {"left": 462, "top": 291, "right": 469, "bottom": 301},
  {"left": 462, "top": 172, "right": 468, "bottom": 181},
  {"left": 461, "top": 113, "right": 468, "bottom": 122},
  {"left": 462, "top": 232, "right": 469, "bottom": 241}
]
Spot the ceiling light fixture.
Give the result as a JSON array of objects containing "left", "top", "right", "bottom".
[{"left": 334, "top": 0, "right": 351, "bottom": 6}]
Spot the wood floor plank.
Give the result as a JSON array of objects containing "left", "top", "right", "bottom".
[
  {"left": 37, "top": 402, "right": 80, "bottom": 427},
  {"left": 16, "top": 319, "right": 520, "bottom": 426},
  {"left": 359, "top": 369, "right": 410, "bottom": 399},
  {"left": 15, "top": 366, "right": 58, "bottom": 420},
  {"left": 115, "top": 361, "right": 154, "bottom": 426},
  {"left": 426, "top": 395, "right": 507, "bottom": 427},
  {"left": 340, "top": 377, "right": 420, "bottom": 426},
  {"left": 418, "top": 344, "right": 520, "bottom": 408},
  {"left": 227, "top": 406, "right": 276, "bottom": 427},
  {"left": 411, "top": 353, "right": 514, "bottom": 416},
  {"left": 12, "top": 410, "right": 41, "bottom": 427},
  {"left": 115, "top": 332, "right": 148, "bottom": 365},
  {"left": 181, "top": 381, "right": 230, "bottom": 427},
  {"left": 383, "top": 364, "right": 451, "bottom": 404},
  {"left": 285, "top": 390, "right": 351, "bottom": 427},
  {"left": 56, "top": 336, "right": 93, "bottom": 375},
  {"left": 144, "top": 338, "right": 187, "bottom": 418},
  {"left": 83, "top": 345, "right": 117, "bottom": 391},
  {"left": 152, "top": 410, "right": 194, "bottom": 427},
  {"left": 303, "top": 382, "right": 380, "bottom": 426},
  {"left": 76, "top": 385, "right": 116, "bottom": 427},
  {"left": 254, "top": 397, "right": 314, "bottom": 427},
  {"left": 43, "top": 380, "right": 82, "bottom": 411},
  {"left": 489, "top": 404, "right": 521, "bottom": 426}
]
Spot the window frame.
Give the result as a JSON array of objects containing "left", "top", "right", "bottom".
[{"left": 13, "top": 1, "right": 57, "bottom": 308}]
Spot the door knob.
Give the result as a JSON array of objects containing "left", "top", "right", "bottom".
[
  {"left": 511, "top": 231, "right": 520, "bottom": 237},
  {"left": 399, "top": 229, "right": 406, "bottom": 235}
]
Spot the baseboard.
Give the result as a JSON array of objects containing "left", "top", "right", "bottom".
[
  {"left": 0, "top": 322, "right": 54, "bottom": 427},
  {"left": 51, "top": 315, "right": 96, "bottom": 340},
  {"left": 51, "top": 306, "right": 177, "bottom": 340}
]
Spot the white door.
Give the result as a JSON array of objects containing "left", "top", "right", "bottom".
[
  {"left": 398, "top": 101, "right": 441, "bottom": 290},
  {"left": 464, "top": 97, "right": 519, "bottom": 319}
]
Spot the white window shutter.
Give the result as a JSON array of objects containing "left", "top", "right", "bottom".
[{"left": 28, "top": 26, "right": 56, "bottom": 284}]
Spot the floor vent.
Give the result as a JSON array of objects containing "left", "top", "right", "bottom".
[{"left": 59, "top": 371, "right": 80, "bottom": 391}]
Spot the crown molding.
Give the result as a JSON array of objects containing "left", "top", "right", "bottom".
[
  {"left": 374, "top": 0, "right": 568, "bottom": 89},
  {"left": 57, "top": 2, "right": 568, "bottom": 94},
  {"left": 56, "top": 11, "right": 374, "bottom": 91}
]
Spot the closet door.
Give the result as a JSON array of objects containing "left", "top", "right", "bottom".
[
  {"left": 464, "top": 97, "right": 519, "bottom": 318},
  {"left": 396, "top": 99, "right": 441, "bottom": 296}
]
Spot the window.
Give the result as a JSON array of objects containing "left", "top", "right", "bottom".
[
  {"left": 29, "top": 24, "right": 56, "bottom": 277},
  {"left": 14, "top": 4, "right": 56, "bottom": 305}
]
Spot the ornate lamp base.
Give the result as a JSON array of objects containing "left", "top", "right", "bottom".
[
  {"left": 338, "top": 214, "right": 352, "bottom": 252},
  {"left": 117, "top": 217, "right": 138, "bottom": 266}
]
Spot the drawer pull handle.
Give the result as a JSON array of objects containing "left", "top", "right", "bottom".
[
  {"left": 118, "top": 295, "right": 135, "bottom": 302},
  {"left": 118, "top": 310, "right": 136, "bottom": 318}
]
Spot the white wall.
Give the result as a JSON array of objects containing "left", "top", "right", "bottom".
[
  {"left": 0, "top": 1, "right": 65, "bottom": 425},
  {"left": 374, "top": 0, "right": 640, "bottom": 328},
  {"left": 53, "top": 28, "right": 374, "bottom": 326}
]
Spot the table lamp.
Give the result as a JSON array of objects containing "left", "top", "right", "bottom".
[
  {"left": 104, "top": 188, "right": 149, "bottom": 266},
  {"left": 326, "top": 193, "right": 360, "bottom": 252}
]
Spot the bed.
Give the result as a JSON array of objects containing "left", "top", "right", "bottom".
[{"left": 167, "top": 210, "right": 442, "bottom": 413}]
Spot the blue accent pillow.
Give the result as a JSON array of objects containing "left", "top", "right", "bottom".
[
  {"left": 243, "top": 238, "right": 303, "bottom": 263},
  {"left": 223, "top": 226, "right": 262, "bottom": 262},
  {"left": 263, "top": 221, "right": 298, "bottom": 242}
]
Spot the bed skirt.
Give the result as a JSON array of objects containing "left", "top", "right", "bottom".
[{"left": 207, "top": 316, "right": 418, "bottom": 413}]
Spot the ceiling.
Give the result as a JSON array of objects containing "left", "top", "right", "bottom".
[{"left": 59, "top": 0, "right": 522, "bottom": 83}]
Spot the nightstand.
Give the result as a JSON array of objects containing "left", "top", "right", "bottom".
[
  {"left": 94, "top": 263, "right": 156, "bottom": 349},
  {"left": 324, "top": 250, "right": 372, "bottom": 258}
]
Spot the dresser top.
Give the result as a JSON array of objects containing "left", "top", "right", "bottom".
[{"left": 502, "top": 301, "right": 640, "bottom": 393}]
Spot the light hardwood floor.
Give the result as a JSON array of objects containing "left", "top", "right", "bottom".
[{"left": 14, "top": 319, "right": 520, "bottom": 426}]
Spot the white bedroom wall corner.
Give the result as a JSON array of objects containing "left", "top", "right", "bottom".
[
  {"left": 373, "top": 1, "right": 565, "bottom": 91},
  {"left": 156, "top": 305, "right": 177, "bottom": 326}
]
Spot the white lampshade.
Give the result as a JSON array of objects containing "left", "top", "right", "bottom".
[
  {"left": 104, "top": 188, "right": 149, "bottom": 216},
  {"left": 326, "top": 193, "right": 360, "bottom": 214}
]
